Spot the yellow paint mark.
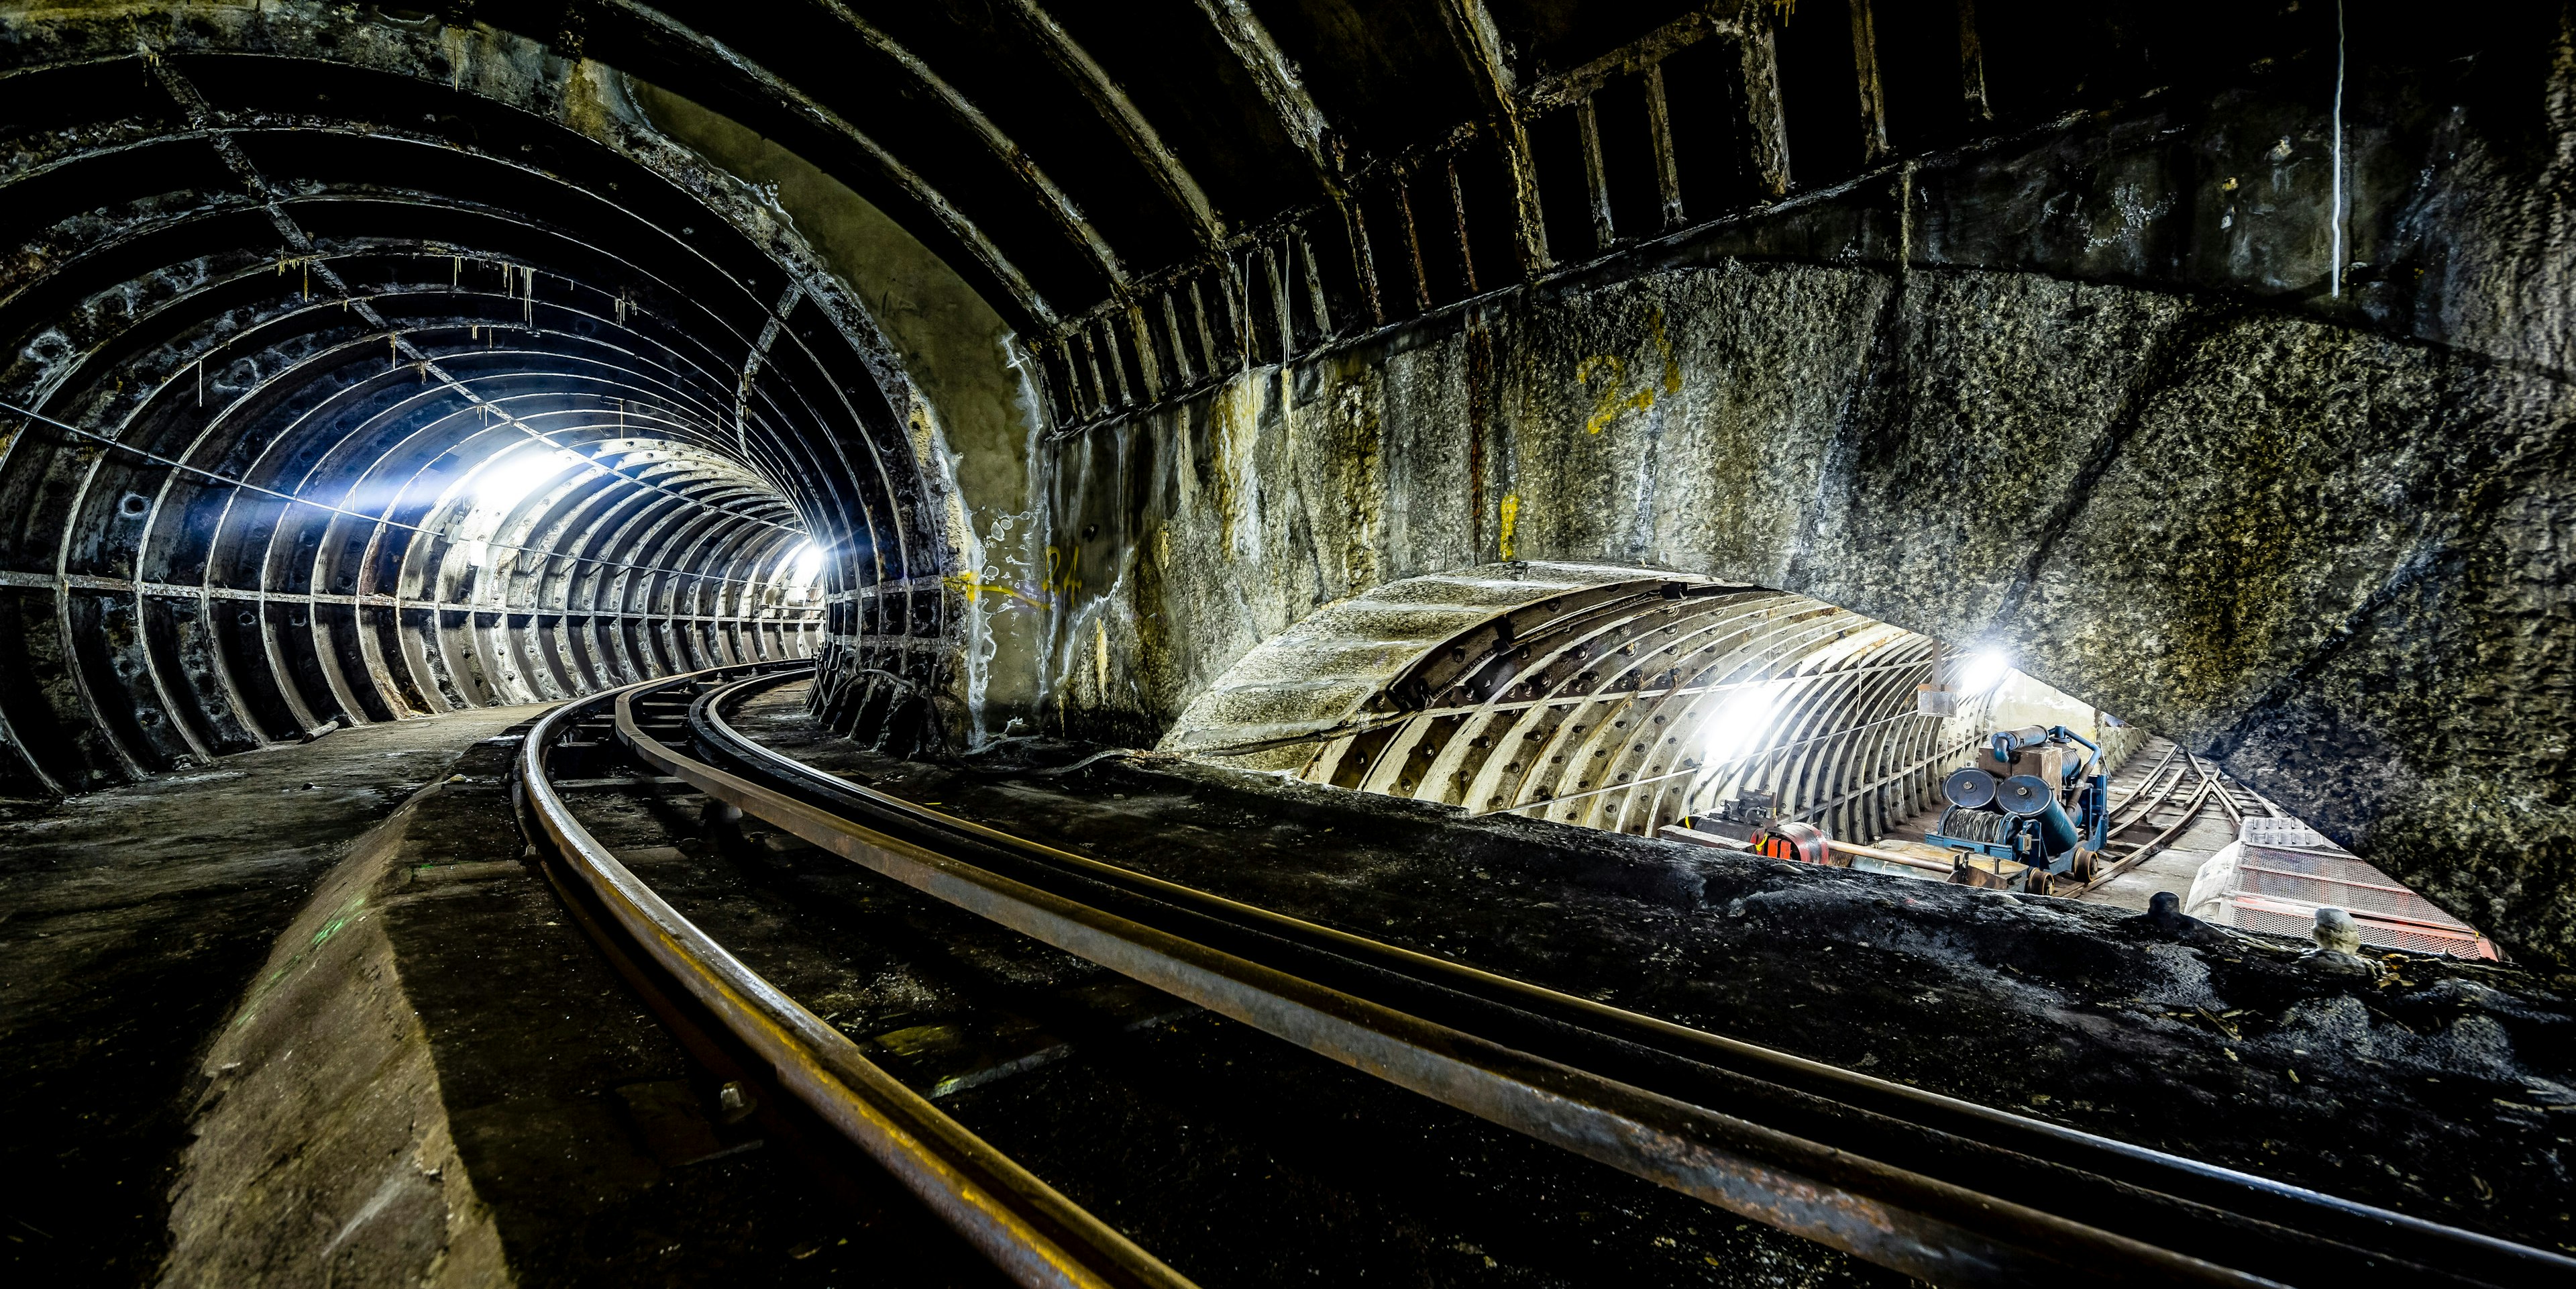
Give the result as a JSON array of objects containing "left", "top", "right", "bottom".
[
  {"left": 1093, "top": 617, "right": 1110, "bottom": 698},
  {"left": 1043, "top": 545, "right": 1083, "bottom": 601},
  {"left": 943, "top": 572, "right": 1042, "bottom": 610},
  {"left": 1498, "top": 493, "right": 1521, "bottom": 561},
  {"left": 1576, "top": 307, "right": 1682, "bottom": 435}
]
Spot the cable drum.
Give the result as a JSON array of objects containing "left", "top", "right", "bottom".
[{"left": 1935, "top": 806, "right": 2012, "bottom": 846}]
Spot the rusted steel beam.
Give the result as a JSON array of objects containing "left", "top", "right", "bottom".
[
  {"left": 1342, "top": 200, "right": 1387, "bottom": 325},
  {"left": 1186, "top": 279, "right": 1219, "bottom": 377},
  {"left": 1159, "top": 290, "right": 1198, "bottom": 386},
  {"left": 1002, "top": 0, "right": 1226, "bottom": 249},
  {"left": 1849, "top": 0, "right": 1893, "bottom": 166},
  {"left": 1576, "top": 94, "right": 1615, "bottom": 253},
  {"left": 1098, "top": 318, "right": 1134, "bottom": 406},
  {"left": 1521, "top": 6, "right": 1746, "bottom": 113},
  {"left": 1446, "top": 157, "right": 1481, "bottom": 293},
  {"left": 1124, "top": 303, "right": 1163, "bottom": 401},
  {"left": 1737, "top": 8, "right": 1794, "bottom": 197},
  {"left": 1191, "top": 0, "right": 1339, "bottom": 193},
  {"left": 601, "top": 0, "right": 1057, "bottom": 326},
  {"left": 1440, "top": 0, "right": 1552, "bottom": 276},
  {"left": 1293, "top": 225, "right": 1334, "bottom": 336},
  {"left": 1959, "top": 0, "right": 1994, "bottom": 123},
  {"left": 1393, "top": 176, "right": 1435, "bottom": 312},
  {"left": 811, "top": 1, "right": 1128, "bottom": 289},
  {"left": 1642, "top": 63, "right": 1686, "bottom": 232},
  {"left": 1261, "top": 242, "right": 1293, "bottom": 364}
]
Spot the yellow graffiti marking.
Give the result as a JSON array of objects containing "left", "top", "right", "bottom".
[
  {"left": 1574, "top": 307, "right": 1683, "bottom": 435},
  {"left": 1043, "top": 544, "right": 1085, "bottom": 600},
  {"left": 1579, "top": 355, "right": 1654, "bottom": 434},
  {"left": 943, "top": 572, "right": 1044, "bottom": 610},
  {"left": 1093, "top": 617, "right": 1111, "bottom": 698},
  {"left": 1498, "top": 492, "right": 1521, "bottom": 561}
]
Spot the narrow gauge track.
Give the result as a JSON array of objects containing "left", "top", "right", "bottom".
[
  {"left": 519, "top": 663, "right": 2572, "bottom": 1289},
  {"left": 2074, "top": 745, "right": 2277, "bottom": 896}
]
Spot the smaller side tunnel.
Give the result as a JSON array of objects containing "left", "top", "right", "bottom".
[{"left": 1163, "top": 562, "right": 2141, "bottom": 848}]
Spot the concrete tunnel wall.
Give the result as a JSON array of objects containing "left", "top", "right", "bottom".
[{"left": 1036, "top": 70, "right": 2576, "bottom": 966}]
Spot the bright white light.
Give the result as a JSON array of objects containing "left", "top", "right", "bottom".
[
  {"left": 791, "top": 542, "right": 827, "bottom": 584},
  {"left": 1700, "top": 683, "right": 1778, "bottom": 768},
  {"left": 474, "top": 448, "right": 582, "bottom": 511},
  {"left": 1958, "top": 650, "right": 2012, "bottom": 693}
]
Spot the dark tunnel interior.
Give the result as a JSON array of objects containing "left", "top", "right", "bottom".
[{"left": 5, "top": 2, "right": 2575, "bottom": 1286}]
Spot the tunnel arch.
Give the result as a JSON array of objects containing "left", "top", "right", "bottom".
[
  {"left": 1164, "top": 562, "right": 2137, "bottom": 847},
  {"left": 0, "top": 9, "right": 961, "bottom": 796}
]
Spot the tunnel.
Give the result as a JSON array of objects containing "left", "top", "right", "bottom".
[{"left": 5, "top": 3, "right": 2573, "bottom": 1286}]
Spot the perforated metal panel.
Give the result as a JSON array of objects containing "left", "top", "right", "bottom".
[{"left": 2214, "top": 833, "right": 2499, "bottom": 960}]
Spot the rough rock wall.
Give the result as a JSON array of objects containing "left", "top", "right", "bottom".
[{"left": 1041, "top": 55, "right": 2576, "bottom": 967}]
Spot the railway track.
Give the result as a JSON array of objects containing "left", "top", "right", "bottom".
[
  {"left": 513, "top": 662, "right": 2571, "bottom": 1289},
  {"left": 2072, "top": 744, "right": 2278, "bottom": 897}
]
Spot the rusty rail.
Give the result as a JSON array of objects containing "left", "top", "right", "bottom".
[
  {"left": 630, "top": 663, "right": 2570, "bottom": 1289},
  {"left": 515, "top": 666, "right": 1197, "bottom": 1289}
]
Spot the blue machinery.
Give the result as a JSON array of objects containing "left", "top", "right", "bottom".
[{"left": 1928, "top": 725, "right": 2108, "bottom": 880}]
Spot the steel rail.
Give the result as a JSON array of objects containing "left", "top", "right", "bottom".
[
  {"left": 515, "top": 668, "right": 1197, "bottom": 1289},
  {"left": 2078, "top": 778, "right": 2221, "bottom": 898},
  {"left": 637, "top": 664, "right": 2573, "bottom": 1289},
  {"left": 2106, "top": 743, "right": 2194, "bottom": 833}
]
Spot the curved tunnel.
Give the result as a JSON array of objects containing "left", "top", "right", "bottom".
[{"left": 0, "top": 26, "right": 947, "bottom": 794}]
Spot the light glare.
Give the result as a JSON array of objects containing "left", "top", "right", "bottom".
[
  {"left": 474, "top": 448, "right": 582, "bottom": 512},
  {"left": 1701, "top": 684, "right": 1778, "bottom": 768},
  {"left": 1959, "top": 650, "right": 2012, "bottom": 693},
  {"left": 792, "top": 542, "right": 826, "bottom": 584}
]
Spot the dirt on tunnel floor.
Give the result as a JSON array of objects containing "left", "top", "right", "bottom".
[
  {"left": 736, "top": 680, "right": 2576, "bottom": 1255},
  {"left": 0, "top": 706, "right": 545, "bottom": 1284}
]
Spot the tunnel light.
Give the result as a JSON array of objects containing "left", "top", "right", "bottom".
[
  {"left": 791, "top": 541, "right": 826, "bottom": 584},
  {"left": 1700, "top": 684, "right": 1778, "bottom": 769},
  {"left": 1958, "top": 650, "right": 2012, "bottom": 694},
  {"left": 474, "top": 448, "right": 582, "bottom": 512}
]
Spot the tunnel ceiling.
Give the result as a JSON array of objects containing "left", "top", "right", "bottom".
[{"left": 380, "top": 0, "right": 2381, "bottom": 436}]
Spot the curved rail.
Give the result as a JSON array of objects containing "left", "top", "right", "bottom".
[
  {"left": 616, "top": 664, "right": 2573, "bottom": 1289},
  {"left": 515, "top": 667, "right": 1196, "bottom": 1289}
]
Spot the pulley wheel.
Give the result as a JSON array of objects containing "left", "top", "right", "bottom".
[
  {"left": 1943, "top": 767, "right": 1998, "bottom": 809},
  {"left": 1996, "top": 773, "right": 2054, "bottom": 817}
]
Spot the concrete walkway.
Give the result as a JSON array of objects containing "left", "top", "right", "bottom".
[{"left": 0, "top": 707, "right": 545, "bottom": 1285}]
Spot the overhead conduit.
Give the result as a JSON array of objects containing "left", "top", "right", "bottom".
[{"left": 0, "top": 30, "right": 951, "bottom": 796}]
